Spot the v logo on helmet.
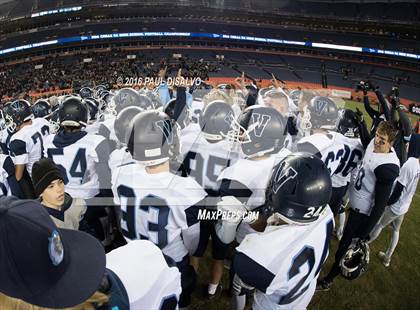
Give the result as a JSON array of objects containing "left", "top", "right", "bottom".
[
  {"left": 223, "top": 112, "right": 236, "bottom": 128},
  {"left": 314, "top": 99, "right": 328, "bottom": 115},
  {"left": 272, "top": 163, "right": 298, "bottom": 194},
  {"left": 156, "top": 120, "right": 174, "bottom": 144},
  {"left": 251, "top": 113, "right": 271, "bottom": 137}
]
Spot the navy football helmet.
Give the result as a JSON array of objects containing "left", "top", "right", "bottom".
[
  {"left": 114, "top": 106, "right": 143, "bottom": 145},
  {"left": 59, "top": 97, "right": 88, "bottom": 127},
  {"left": 232, "top": 106, "right": 287, "bottom": 158},
  {"left": 111, "top": 88, "right": 150, "bottom": 115},
  {"left": 94, "top": 84, "right": 108, "bottom": 98},
  {"left": 302, "top": 96, "right": 338, "bottom": 131},
  {"left": 4, "top": 99, "right": 33, "bottom": 131},
  {"left": 79, "top": 87, "right": 94, "bottom": 99},
  {"left": 84, "top": 97, "right": 102, "bottom": 123},
  {"left": 127, "top": 110, "right": 179, "bottom": 166},
  {"left": 199, "top": 100, "right": 235, "bottom": 142},
  {"left": 336, "top": 109, "right": 360, "bottom": 138},
  {"left": 264, "top": 153, "right": 332, "bottom": 224},
  {"left": 32, "top": 99, "right": 51, "bottom": 119},
  {"left": 340, "top": 239, "right": 370, "bottom": 280}
]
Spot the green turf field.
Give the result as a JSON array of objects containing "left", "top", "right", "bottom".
[{"left": 191, "top": 100, "right": 420, "bottom": 309}]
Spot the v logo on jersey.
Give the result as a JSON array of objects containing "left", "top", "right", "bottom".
[
  {"left": 155, "top": 120, "right": 174, "bottom": 144},
  {"left": 250, "top": 113, "right": 271, "bottom": 137},
  {"left": 314, "top": 99, "right": 328, "bottom": 115},
  {"left": 272, "top": 162, "right": 298, "bottom": 194}
]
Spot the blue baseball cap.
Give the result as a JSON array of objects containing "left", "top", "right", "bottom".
[{"left": 0, "top": 196, "right": 106, "bottom": 308}]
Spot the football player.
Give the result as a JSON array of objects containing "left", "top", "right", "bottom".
[
  {"left": 330, "top": 109, "right": 364, "bottom": 239},
  {"left": 181, "top": 100, "right": 239, "bottom": 299},
  {"left": 112, "top": 110, "right": 207, "bottom": 309},
  {"left": 84, "top": 97, "right": 103, "bottom": 134},
  {"left": 223, "top": 153, "right": 334, "bottom": 309},
  {"left": 5, "top": 99, "right": 51, "bottom": 198},
  {"left": 318, "top": 121, "right": 400, "bottom": 290},
  {"left": 215, "top": 105, "right": 290, "bottom": 303},
  {"left": 43, "top": 97, "right": 112, "bottom": 244},
  {"left": 260, "top": 89, "right": 299, "bottom": 151},
  {"left": 217, "top": 105, "right": 290, "bottom": 243},
  {"left": 360, "top": 81, "right": 391, "bottom": 135},
  {"left": 296, "top": 96, "right": 347, "bottom": 176},
  {"left": 368, "top": 133, "right": 420, "bottom": 267},
  {"left": 31, "top": 99, "right": 52, "bottom": 120}
]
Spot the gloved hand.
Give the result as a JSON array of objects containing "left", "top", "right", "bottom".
[{"left": 353, "top": 108, "right": 364, "bottom": 125}]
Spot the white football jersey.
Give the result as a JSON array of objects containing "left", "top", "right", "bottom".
[
  {"left": 180, "top": 133, "right": 239, "bottom": 193},
  {"left": 179, "top": 123, "right": 202, "bottom": 149},
  {"left": 390, "top": 157, "right": 420, "bottom": 216},
  {"left": 0, "top": 154, "right": 14, "bottom": 196},
  {"left": 106, "top": 240, "right": 182, "bottom": 309},
  {"left": 109, "top": 147, "right": 135, "bottom": 172},
  {"left": 112, "top": 164, "right": 207, "bottom": 262},
  {"left": 217, "top": 148, "right": 291, "bottom": 209},
  {"left": 84, "top": 122, "right": 101, "bottom": 134},
  {"left": 349, "top": 140, "right": 400, "bottom": 216},
  {"left": 9, "top": 118, "right": 51, "bottom": 175},
  {"left": 332, "top": 136, "right": 364, "bottom": 188},
  {"left": 297, "top": 131, "right": 346, "bottom": 176},
  {"left": 97, "top": 117, "right": 118, "bottom": 143},
  {"left": 0, "top": 128, "right": 13, "bottom": 155},
  {"left": 190, "top": 99, "right": 204, "bottom": 124},
  {"left": 235, "top": 208, "right": 334, "bottom": 310},
  {"left": 217, "top": 148, "right": 291, "bottom": 243},
  {"left": 44, "top": 131, "right": 106, "bottom": 199}
]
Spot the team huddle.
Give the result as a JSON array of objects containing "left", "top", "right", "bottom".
[{"left": 0, "top": 73, "right": 418, "bottom": 310}]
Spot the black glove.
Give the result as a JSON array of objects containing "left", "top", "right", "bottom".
[{"left": 354, "top": 108, "right": 364, "bottom": 125}]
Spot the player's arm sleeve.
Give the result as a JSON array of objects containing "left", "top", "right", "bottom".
[
  {"left": 286, "top": 116, "right": 299, "bottom": 136},
  {"left": 174, "top": 86, "right": 187, "bottom": 122},
  {"left": 387, "top": 182, "right": 404, "bottom": 206},
  {"left": 246, "top": 84, "right": 259, "bottom": 107},
  {"left": 398, "top": 108, "right": 412, "bottom": 143},
  {"left": 375, "top": 90, "right": 391, "bottom": 121},
  {"left": 158, "top": 81, "right": 171, "bottom": 106},
  {"left": 95, "top": 139, "right": 112, "bottom": 195},
  {"left": 387, "top": 162, "right": 410, "bottom": 205},
  {"left": 182, "top": 195, "right": 220, "bottom": 227},
  {"left": 361, "top": 164, "right": 399, "bottom": 240},
  {"left": 296, "top": 141, "right": 322, "bottom": 158},
  {"left": 3, "top": 156, "right": 24, "bottom": 198},
  {"left": 218, "top": 178, "right": 253, "bottom": 204},
  {"left": 233, "top": 252, "right": 275, "bottom": 293},
  {"left": 363, "top": 95, "right": 378, "bottom": 120},
  {"left": 357, "top": 119, "right": 371, "bottom": 150},
  {"left": 9, "top": 139, "right": 28, "bottom": 165}
]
